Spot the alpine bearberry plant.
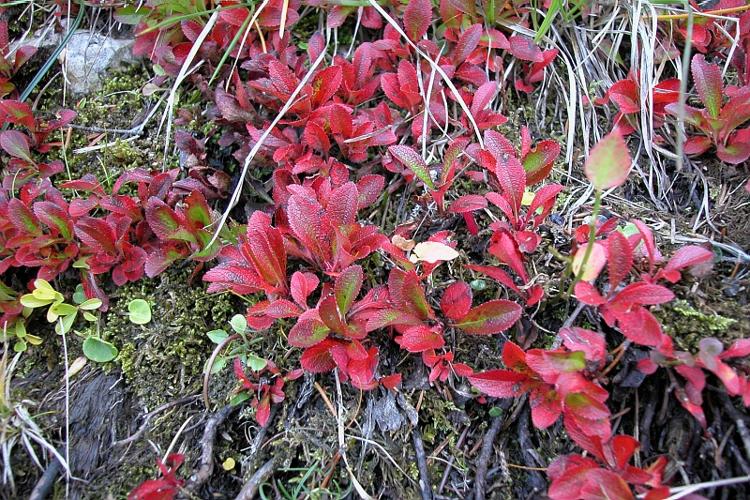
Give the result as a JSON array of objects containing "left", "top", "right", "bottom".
[{"left": 3, "top": 0, "right": 750, "bottom": 497}]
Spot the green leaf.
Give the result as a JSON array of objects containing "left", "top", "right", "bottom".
[
  {"left": 207, "top": 329, "right": 229, "bottom": 344},
  {"left": 55, "top": 312, "right": 77, "bottom": 335},
  {"left": 13, "top": 340, "right": 27, "bottom": 352},
  {"left": 246, "top": 354, "right": 267, "bottom": 372},
  {"left": 31, "top": 279, "right": 59, "bottom": 300},
  {"left": 583, "top": 131, "right": 632, "bottom": 190},
  {"left": 334, "top": 265, "right": 363, "bottom": 316},
  {"left": 127, "top": 299, "right": 152, "bottom": 325},
  {"left": 26, "top": 334, "right": 43, "bottom": 346},
  {"left": 79, "top": 298, "right": 103, "bottom": 311},
  {"left": 455, "top": 300, "right": 522, "bottom": 335},
  {"left": 72, "top": 285, "right": 86, "bottom": 304},
  {"left": 49, "top": 303, "right": 78, "bottom": 317},
  {"left": 83, "top": 311, "right": 97, "bottom": 322},
  {"left": 82, "top": 337, "right": 119, "bottom": 363},
  {"left": 114, "top": 5, "right": 149, "bottom": 24},
  {"left": 230, "top": 392, "right": 251, "bottom": 406},
  {"left": 230, "top": 314, "right": 247, "bottom": 334},
  {"left": 20, "top": 294, "right": 53, "bottom": 309},
  {"left": 210, "top": 356, "right": 228, "bottom": 374}
]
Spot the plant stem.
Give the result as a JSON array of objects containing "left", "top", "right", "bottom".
[{"left": 566, "top": 188, "right": 602, "bottom": 296}]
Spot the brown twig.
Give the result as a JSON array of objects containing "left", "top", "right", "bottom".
[
  {"left": 438, "top": 425, "right": 470, "bottom": 495},
  {"left": 473, "top": 415, "right": 502, "bottom": 499},
  {"left": 234, "top": 457, "right": 277, "bottom": 500},
  {"left": 181, "top": 405, "right": 238, "bottom": 497},
  {"left": 412, "top": 427, "right": 433, "bottom": 500}
]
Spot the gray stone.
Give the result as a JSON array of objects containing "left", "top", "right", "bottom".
[
  {"left": 60, "top": 32, "right": 136, "bottom": 94},
  {"left": 15, "top": 28, "right": 136, "bottom": 94}
]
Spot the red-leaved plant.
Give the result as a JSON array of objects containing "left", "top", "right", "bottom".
[{"left": 665, "top": 54, "right": 750, "bottom": 164}]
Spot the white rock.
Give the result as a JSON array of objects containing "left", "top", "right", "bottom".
[
  {"left": 59, "top": 32, "right": 136, "bottom": 94},
  {"left": 15, "top": 28, "right": 136, "bottom": 94}
]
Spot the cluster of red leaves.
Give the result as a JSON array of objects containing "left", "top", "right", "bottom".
[
  {"left": 0, "top": 100, "right": 76, "bottom": 188},
  {"left": 548, "top": 423, "right": 668, "bottom": 500},
  {"left": 664, "top": 54, "right": 750, "bottom": 164},
  {"left": 593, "top": 0, "right": 750, "bottom": 165},
  {"left": 128, "top": 454, "right": 184, "bottom": 500},
  {"left": 0, "top": 164, "right": 221, "bottom": 312},
  {"left": 0, "top": 20, "right": 36, "bottom": 99},
  {"left": 596, "top": 73, "right": 680, "bottom": 136},
  {"left": 233, "top": 357, "right": 303, "bottom": 426}
]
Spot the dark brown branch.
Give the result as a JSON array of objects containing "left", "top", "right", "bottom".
[
  {"left": 473, "top": 415, "right": 502, "bottom": 499},
  {"left": 181, "top": 405, "right": 237, "bottom": 497},
  {"left": 413, "top": 427, "right": 433, "bottom": 500}
]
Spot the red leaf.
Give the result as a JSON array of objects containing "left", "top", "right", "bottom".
[
  {"left": 145, "top": 197, "right": 195, "bottom": 243},
  {"left": 440, "top": 281, "right": 472, "bottom": 320},
  {"left": 493, "top": 150, "right": 526, "bottom": 215},
  {"left": 335, "top": 265, "right": 363, "bottom": 315},
  {"left": 268, "top": 59, "right": 299, "bottom": 96},
  {"left": 616, "top": 307, "right": 663, "bottom": 347},
  {"left": 287, "top": 192, "right": 328, "bottom": 264},
  {"left": 365, "top": 308, "right": 422, "bottom": 331},
  {"left": 584, "top": 131, "right": 632, "bottom": 190},
  {"left": 8, "top": 198, "right": 41, "bottom": 235},
  {"left": 300, "top": 339, "right": 339, "bottom": 372},
  {"left": 662, "top": 245, "right": 712, "bottom": 282},
  {"left": 559, "top": 327, "right": 607, "bottom": 364},
  {"left": 33, "top": 201, "right": 73, "bottom": 240},
  {"left": 468, "top": 369, "right": 529, "bottom": 398},
  {"left": 454, "top": 299, "right": 522, "bottom": 335},
  {"left": 290, "top": 271, "right": 319, "bottom": 309},
  {"left": 574, "top": 281, "right": 606, "bottom": 306},
  {"left": 454, "top": 24, "right": 483, "bottom": 63},
  {"left": 380, "top": 373, "right": 402, "bottom": 390},
  {"left": 691, "top": 54, "right": 723, "bottom": 119},
  {"left": 403, "top": 0, "right": 432, "bottom": 40},
  {"left": 529, "top": 388, "right": 562, "bottom": 428},
  {"left": 448, "top": 194, "right": 487, "bottom": 214},
  {"left": 721, "top": 339, "right": 750, "bottom": 360},
  {"left": 326, "top": 181, "right": 358, "bottom": 226},
  {"left": 608, "top": 79, "right": 640, "bottom": 114},
  {"left": 467, "top": 264, "right": 522, "bottom": 295},
  {"left": 470, "top": 81, "right": 498, "bottom": 116},
  {"left": 526, "top": 350, "right": 586, "bottom": 380},
  {"left": 508, "top": 35, "right": 544, "bottom": 62},
  {"left": 311, "top": 65, "right": 342, "bottom": 108},
  {"left": 388, "top": 269, "right": 434, "bottom": 320},
  {"left": 611, "top": 282, "right": 674, "bottom": 307},
  {"left": 395, "top": 325, "right": 445, "bottom": 353},
  {"left": 0, "top": 130, "right": 33, "bottom": 162},
  {"left": 488, "top": 231, "right": 528, "bottom": 281},
  {"left": 318, "top": 295, "right": 348, "bottom": 335},
  {"left": 356, "top": 175, "right": 385, "bottom": 209},
  {"left": 607, "top": 231, "right": 633, "bottom": 290},
  {"left": 74, "top": 217, "right": 117, "bottom": 254}
]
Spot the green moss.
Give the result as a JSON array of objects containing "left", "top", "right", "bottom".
[
  {"left": 103, "top": 266, "right": 236, "bottom": 408},
  {"left": 658, "top": 299, "right": 737, "bottom": 351}
]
